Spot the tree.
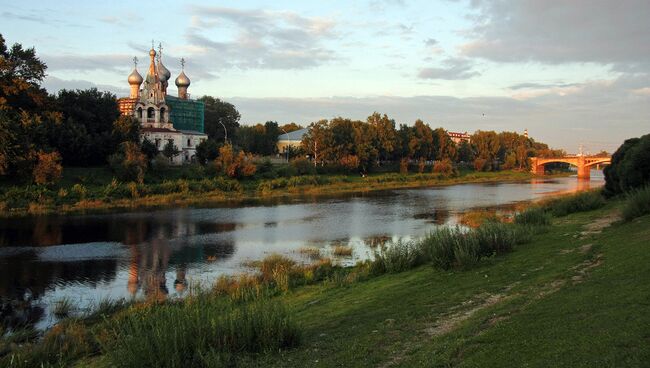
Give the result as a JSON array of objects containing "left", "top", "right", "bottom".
[
  {"left": 195, "top": 139, "right": 219, "bottom": 165},
  {"left": 409, "top": 120, "right": 434, "bottom": 160},
  {"left": 140, "top": 138, "right": 159, "bottom": 162},
  {"left": 112, "top": 115, "right": 140, "bottom": 144},
  {"left": 162, "top": 140, "right": 180, "bottom": 162},
  {"left": 281, "top": 122, "right": 303, "bottom": 133},
  {"left": 198, "top": 96, "right": 240, "bottom": 143},
  {"left": 214, "top": 144, "right": 256, "bottom": 178},
  {"left": 33, "top": 151, "right": 62, "bottom": 185},
  {"left": 367, "top": 112, "right": 396, "bottom": 162},
  {"left": 457, "top": 140, "right": 474, "bottom": 163},
  {"left": 108, "top": 142, "right": 147, "bottom": 183},
  {"left": 604, "top": 134, "right": 650, "bottom": 196},
  {"left": 0, "top": 34, "right": 48, "bottom": 112},
  {"left": 471, "top": 130, "right": 500, "bottom": 171},
  {"left": 301, "top": 120, "right": 331, "bottom": 166}
]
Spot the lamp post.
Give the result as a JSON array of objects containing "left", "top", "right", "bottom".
[
  {"left": 219, "top": 119, "right": 228, "bottom": 145},
  {"left": 280, "top": 128, "right": 289, "bottom": 163}
]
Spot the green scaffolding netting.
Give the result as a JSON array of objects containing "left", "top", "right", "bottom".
[{"left": 166, "top": 95, "right": 205, "bottom": 133}]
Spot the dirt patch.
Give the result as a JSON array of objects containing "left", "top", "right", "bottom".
[
  {"left": 570, "top": 253, "right": 604, "bottom": 284},
  {"left": 580, "top": 211, "right": 621, "bottom": 238},
  {"left": 424, "top": 293, "right": 507, "bottom": 337}
]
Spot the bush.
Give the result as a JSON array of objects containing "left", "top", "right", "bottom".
[
  {"left": 291, "top": 157, "right": 315, "bottom": 175},
  {"left": 33, "top": 151, "right": 63, "bottom": 185},
  {"left": 108, "top": 142, "right": 148, "bottom": 184},
  {"left": 214, "top": 144, "right": 256, "bottom": 179},
  {"left": 432, "top": 158, "right": 455, "bottom": 175},
  {"left": 514, "top": 207, "right": 552, "bottom": 226},
  {"left": 542, "top": 191, "right": 606, "bottom": 217},
  {"left": 339, "top": 155, "right": 360, "bottom": 171},
  {"left": 622, "top": 185, "right": 650, "bottom": 221},
  {"left": 371, "top": 240, "right": 424, "bottom": 274},
  {"left": 604, "top": 133, "right": 650, "bottom": 196}
]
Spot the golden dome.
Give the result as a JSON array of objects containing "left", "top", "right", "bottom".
[
  {"left": 175, "top": 70, "right": 190, "bottom": 88},
  {"left": 128, "top": 68, "right": 143, "bottom": 85}
]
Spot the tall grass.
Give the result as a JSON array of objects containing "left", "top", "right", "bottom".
[
  {"left": 103, "top": 297, "right": 300, "bottom": 368},
  {"left": 371, "top": 240, "right": 424, "bottom": 274},
  {"left": 53, "top": 297, "right": 75, "bottom": 318},
  {"left": 514, "top": 207, "right": 552, "bottom": 226},
  {"left": 542, "top": 190, "right": 606, "bottom": 217},
  {"left": 421, "top": 227, "right": 470, "bottom": 270},
  {"left": 622, "top": 185, "right": 650, "bottom": 221}
]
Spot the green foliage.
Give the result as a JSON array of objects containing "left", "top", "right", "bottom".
[
  {"left": 108, "top": 142, "right": 148, "bottom": 184},
  {"left": 291, "top": 157, "right": 315, "bottom": 175},
  {"left": 371, "top": 240, "right": 424, "bottom": 274},
  {"left": 103, "top": 298, "right": 300, "bottom": 368},
  {"left": 514, "top": 207, "right": 552, "bottom": 226},
  {"left": 162, "top": 140, "right": 180, "bottom": 161},
  {"left": 195, "top": 138, "right": 220, "bottom": 165},
  {"left": 199, "top": 96, "right": 240, "bottom": 143},
  {"left": 622, "top": 185, "right": 650, "bottom": 221},
  {"left": 604, "top": 133, "right": 650, "bottom": 196},
  {"left": 140, "top": 138, "right": 158, "bottom": 162},
  {"left": 542, "top": 191, "right": 606, "bottom": 217}
]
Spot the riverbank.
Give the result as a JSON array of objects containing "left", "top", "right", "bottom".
[
  {"left": 0, "top": 169, "right": 555, "bottom": 217},
  {"left": 2, "top": 192, "right": 648, "bottom": 367}
]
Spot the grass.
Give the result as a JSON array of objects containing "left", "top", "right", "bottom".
[
  {"left": 332, "top": 245, "right": 353, "bottom": 257},
  {"left": 6, "top": 193, "right": 647, "bottom": 367},
  {"left": 0, "top": 169, "right": 539, "bottom": 217},
  {"left": 52, "top": 297, "right": 75, "bottom": 318},
  {"left": 622, "top": 185, "right": 650, "bottom": 221},
  {"left": 513, "top": 206, "right": 552, "bottom": 226},
  {"left": 541, "top": 189, "right": 606, "bottom": 216},
  {"left": 297, "top": 246, "right": 322, "bottom": 260}
]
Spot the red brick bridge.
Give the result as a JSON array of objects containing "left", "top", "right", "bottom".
[{"left": 530, "top": 156, "right": 611, "bottom": 179}]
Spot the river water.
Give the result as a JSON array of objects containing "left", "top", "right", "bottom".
[{"left": 0, "top": 173, "right": 603, "bottom": 330}]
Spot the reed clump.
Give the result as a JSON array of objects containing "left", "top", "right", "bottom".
[
  {"left": 541, "top": 190, "right": 606, "bottom": 217},
  {"left": 622, "top": 185, "right": 650, "bottom": 221},
  {"left": 332, "top": 245, "right": 353, "bottom": 256},
  {"left": 514, "top": 206, "right": 552, "bottom": 226}
]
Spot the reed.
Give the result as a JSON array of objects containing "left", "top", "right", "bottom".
[
  {"left": 622, "top": 185, "right": 650, "bottom": 221},
  {"left": 542, "top": 190, "right": 606, "bottom": 217},
  {"left": 332, "top": 245, "right": 353, "bottom": 257}
]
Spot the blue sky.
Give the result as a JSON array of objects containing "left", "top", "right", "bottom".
[{"left": 1, "top": 0, "right": 649, "bottom": 152}]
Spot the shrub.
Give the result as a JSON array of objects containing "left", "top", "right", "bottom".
[
  {"left": 33, "top": 150, "right": 63, "bottom": 185},
  {"left": 339, "top": 155, "right": 360, "bottom": 171},
  {"left": 291, "top": 157, "right": 315, "bottom": 175},
  {"left": 214, "top": 144, "right": 257, "bottom": 178},
  {"left": 604, "top": 133, "right": 650, "bottom": 196},
  {"left": 432, "top": 158, "right": 454, "bottom": 175},
  {"left": 417, "top": 158, "right": 426, "bottom": 173},
  {"left": 108, "top": 142, "right": 148, "bottom": 184},
  {"left": 514, "top": 207, "right": 552, "bottom": 226},
  {"left": 371, "top": 240, "right": 424, "bottom": 274},
  {"left": 542, "top": 191, "right": 606, "bottom": 217},
  {"left": 332, "top": 245, "right": 353, "bottom": 256},
  {"left": 622, "top": 185, "right": 650, "bottom": 221}
]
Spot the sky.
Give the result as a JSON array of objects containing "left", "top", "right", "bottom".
[{"left": 1, "top": 0, "right": 649, "bottom": 152}]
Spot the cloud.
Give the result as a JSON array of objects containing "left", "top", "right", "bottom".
[
  {"left": 424, "top": 38, "right": 438, "bottom": 47},
  {"left": 508, "top": 82, "right": 581, "bottom": 90},
  {"left": 42, "top": 76, "right": 129, "bottom": 96},
  {"left": 418, "top": 58, "right": 480, "bottom": 80},
  {"left": 41, "top": 54, "right": 133, "bottom": 73},
  {"left": 184, "top": 6, "right": 337, "bottom": 71},
  {"left": 229, "top": 78, "right": 649, "bottom": 153},
  {"left": 460, "top": 0, "right": 650, "bottom": 71}
]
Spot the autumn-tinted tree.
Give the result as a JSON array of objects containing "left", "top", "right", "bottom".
[
  {"left": 214, "top": 144, "right": 256, "bottom": 178},
  {"left": 281, "top": 122, "right": 303, "bottom": 133},
  {"left": 108, "top": 142, "right": 147, "bottom": 183},
  {"left": 33, "top": 151, "right": 62, "bottom": 185},
  {"left": 367, "top": 112, "right": 396, "bottom": 162}
]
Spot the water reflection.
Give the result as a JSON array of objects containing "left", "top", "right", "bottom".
[{"left": 0, "top": 173, "right": 604, "bottom": 330}]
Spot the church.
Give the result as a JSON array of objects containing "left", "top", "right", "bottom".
[{"left": 117, "top": 43, "right": 207, "bottom": 164}]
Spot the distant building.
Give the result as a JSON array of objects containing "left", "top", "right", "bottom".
[
  {"left": 277, "top": 128, "right": 308, "bottom": 154},
  {"left": 117, "top": 44, "right": 207, "bottom": 164},
  {"left": 447, "top": 131, "right": 471, "bottom": 144}
]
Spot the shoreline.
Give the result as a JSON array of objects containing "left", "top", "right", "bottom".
[{"left": 0, "top": 170, "right": 571, "bottom": 218}]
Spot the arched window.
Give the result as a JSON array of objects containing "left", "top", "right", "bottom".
[
  {"left": 187, "top": 138, "right": 191, "bottom": 147},
  {"left": 160, "top": 107, "right": 166, "bottom": 122},
  {"left": 147, "top": 107, "right": 155, "bottom": 120},
  {"left": 137, "top": 107, "right": 143, "bottom": 119}
]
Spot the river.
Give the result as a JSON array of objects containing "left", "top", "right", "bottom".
[{"left": 0, "top": 172, "right": 603, "bottom": 330}]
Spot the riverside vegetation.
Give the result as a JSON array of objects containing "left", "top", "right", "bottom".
[
  {"left": 3, "top": 188, "right": 650, "bottom": 367},
  {"left": 0, "top": 166, "right": 538, "bottom": 217}
]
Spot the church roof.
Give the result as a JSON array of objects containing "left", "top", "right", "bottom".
[{"left": 278, "top": 128, "right": 308, "bottom": 142}]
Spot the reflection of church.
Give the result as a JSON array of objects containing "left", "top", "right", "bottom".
[{"left": 117, "top": 43, "right": 207, "bottom": 164}]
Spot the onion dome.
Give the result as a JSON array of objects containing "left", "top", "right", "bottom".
[
  {"left": 149, "top": 48, "right": 156, "bottom": 58},
  {"left": 158, "top": 62, "right": 171, "bottom": 82},
  {"left": 175, "top": 70, "right": 190, "bottom": 88},
  {"left": 128, "top": 68, "right": 143, "bottom": 85}
]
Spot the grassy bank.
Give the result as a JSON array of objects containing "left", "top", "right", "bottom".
[
  {"left": 2, "top": 191, "right": 649, "bottom": 367},
  {"left": 0, "top": 168, "right": 543, "bottom": 217}
]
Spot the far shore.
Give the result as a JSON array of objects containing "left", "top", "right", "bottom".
[{"left": 0, "top": 170, "right": 573, "bottom": 218}]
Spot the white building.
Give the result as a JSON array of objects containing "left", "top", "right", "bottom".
[{"left": 118, "top": 44, "right": 207, "bottom": 164}]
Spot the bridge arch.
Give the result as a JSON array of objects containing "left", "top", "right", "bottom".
[{"left": 530, "top": 156, "right": 611, "bottom": 179}]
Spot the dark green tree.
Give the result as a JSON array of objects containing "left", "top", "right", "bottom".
[
  {"left": 198, "top": 96, "right": 240, "bottom": 143},
  {"left": 162, "top": 140, "right": 180, "bottom": 162},
  {"left": 140, "top": 138, "right": 159, "bottom": 162},
  {"left": 604, "top": 134, "right": 650, "bottom": 196},
  {"left": 195, "top": 139, "right": 220, "bottom": 165}
]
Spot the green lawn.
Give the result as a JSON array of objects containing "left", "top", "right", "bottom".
[{"left": 243, "top": 205, "right": 650, "bottom": 367}]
